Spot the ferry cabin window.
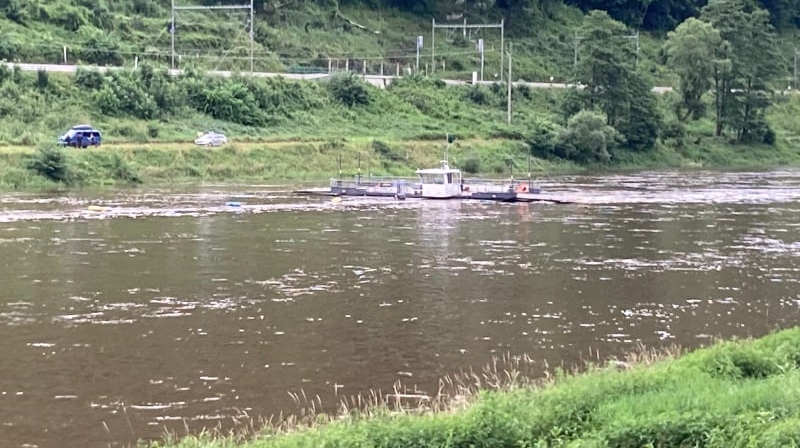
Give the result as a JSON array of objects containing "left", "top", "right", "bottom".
[
  {"left": 419, "top": 173, "right": 445, "bottom": 184},
  {"left": 447, "top": 173, "right": 453, "bottom": 183}
]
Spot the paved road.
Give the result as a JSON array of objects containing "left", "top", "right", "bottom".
[{"left": 1, "top": 62, "right": 675, "bottom": 93}]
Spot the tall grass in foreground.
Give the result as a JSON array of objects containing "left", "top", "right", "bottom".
[{"left": 149, "top": 326, "right": 800, "bottom": 448}]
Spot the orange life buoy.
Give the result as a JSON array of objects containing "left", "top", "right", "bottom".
[{"left": 515, "top": 184, "right": 529, "bottom": 193}]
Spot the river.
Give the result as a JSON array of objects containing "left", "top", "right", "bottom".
[{"left": 1, "top": 169, "right": 799, "bottom": 447}]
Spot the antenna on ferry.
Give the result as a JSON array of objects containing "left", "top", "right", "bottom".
[
  {"left": 528, "top": 156, "right": 532, "bottom": 191},
  {"left": 445, "top": 132, "right": 449, "bottom": 164},
  {"left": 444, "top": 132, "right": 456, "bottom": 166}
]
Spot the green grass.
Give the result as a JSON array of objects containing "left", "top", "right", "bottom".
[
  {"left": 144, "top": 327, "right": 800, "bottom": 448},
  {"left": 0, "top": 138, "right": 581, "bottom": 190},
  {"left": 3, "top": 78, "right": 800, "bottom": 190}
]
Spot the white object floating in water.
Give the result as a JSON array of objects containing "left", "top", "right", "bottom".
[{"left": 87, "top": 205, "right": 109, "bottom": 212}]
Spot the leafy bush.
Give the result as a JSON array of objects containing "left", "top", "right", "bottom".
[
  {"left": 35, "top": 70, "right": 48, "bottom": 90},
  {"left": 705, "top": 344, "right": 780, "bottom": 380},
  {"left": 106, "top": 153, "right": 141, "bottom": 184},
  {"left": 372, "top": 140, "right": 402, "bottom": 161},
  {"left": 328, "top": 72, "right": 370, "bottom": 107},
  {"left": 190, "top": 78, "right": 266, "bottom": 126},
  {"left": 556, "top": 110, "right": 618, "bottom": 162},
  {"left": 147, "top": 124, "right": 159, "bottom": 139},
  {"left": 74, "top": 68, "right": 105, "bottom": 90},
  {"left": 461, "top": 156, "right": 481, "bottom": 173},
  {"left": 466, "top": 86, "right": 490, "bottom": 105},
  {"left": 525, "top": 116, "right": 562, "bottom": 158},
  {"left": 27, "top": 145, "right": 71, "bottom": 183}
]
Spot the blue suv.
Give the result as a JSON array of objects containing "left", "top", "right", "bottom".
[{"left": 58, "top": 125, "right": 102, "bottom": 148}]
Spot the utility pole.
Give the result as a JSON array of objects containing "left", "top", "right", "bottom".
[
  {"left": 170, "top": 0, "right": 175, "bottom": 70},
  {"left": 500, "top": 18, "right": 504, "bottom": 82},
  {"left": 249, "top": 0, "right": 254, "bottom": 73},
  {"left": 623, "top": 31, "right": 640, "bottom": 69},
  {"left": 431, "top": 18, "right": 435, "bottom": 74},
  {"left": 507, "top": 41, "right": 512, "bottom": 125},
  {"left": 477, "top": 38, "right": 484, "bottom": 82},
  {"left": 431, "top": 18, "right": 503, "bottom": 78},
  {"left": 416, "top": 35, "right": 423, "bottom": 73},
  {"left": 794, "top": 48, "right": 799, "bottom": 89}
]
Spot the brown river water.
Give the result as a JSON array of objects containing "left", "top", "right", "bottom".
[{"left": 1, "top": 169, "right": 800, "bottom": 447}]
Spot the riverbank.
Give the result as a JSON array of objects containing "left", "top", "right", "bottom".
[
  {"left": 1, "top": 62, "right": 800, "bottom": 190},
  {"left": 3, "top": 136, "right": 800, "bottom": 191},
  {"left": 148, "top": 326, "right": 800, "bottom": 448},
  {"left": 0, "top": 138, "right": 568, "bottom": 190}
]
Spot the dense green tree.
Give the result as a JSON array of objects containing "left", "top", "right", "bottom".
[
  {"left": 641, "top": 0, "right": 704, "bottom": 32},
  {"left": 758, "top": 0, "right": 800, "bottom": 29},
  {"left": 556, "top": 109, "right": 618, "bottom": 162},
  {"left": 700, "top": 0, "right": 783, "bottom": 141},
  {"left": 1, "top": 0, "right": 40, "bottom": 24},
  {"left": 664, "top": 18, "right": 724, "bottom": 121},
  {"left": 569, "top": 10, "right": 660, "bottom": 150},
  {"left": 618, "top": 74, "right": 661, "bottom": 150},
  {"left": 575, "top": 11, "right": 634, "bottom": 127},
  {"left": 496, "top": 0, "right": 560, "bottom": 32}
]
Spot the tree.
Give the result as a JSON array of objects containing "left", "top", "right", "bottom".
[
  {"left": 570, "top": 10, "right": 660, "bottom": 151},
  {"left": 700, "top": 0, "right": 784, "bottom": 141},
  {"left": 758, "top": 0, "right": 800, "bottom": 30},
  {"left": 664, "top": 18, "right": 724, "bottom": 121},
  {"left": 327, "top": 72, "right": 370, "bottom": 107},
  {"left": 618, "top": 74, "right": 661, "bottom": 150},
  {"left": 496, "top": 0, "right": 559, "bottom": 32},
  {"left": 575, "top": 11, "right": 634, "bottom": 128},
  {"left": 556, "top": 110, "right": 618, "bottom": 162}
]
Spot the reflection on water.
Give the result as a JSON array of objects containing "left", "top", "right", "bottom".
[{"left": 1, "top": 170, "right": 800, "bottom": 447}]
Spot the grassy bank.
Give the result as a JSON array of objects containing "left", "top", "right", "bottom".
[
  {"left": 149, "top": 326, "right": 800, "bottom": 448},
  {"left": 3, "top": 64, "right": 800, "bottom": 191},
  {"left": 7, "top": 131, "right": 800, "bottom": 191},
  {"left": 0, "top": 138, "right": 582, "bottom": 190}
]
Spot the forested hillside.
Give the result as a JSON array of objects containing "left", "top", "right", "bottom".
[{"left": 1, "top": 0, "right": 797, "bottom": 81}]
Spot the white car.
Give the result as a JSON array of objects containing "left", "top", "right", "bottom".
[{"left": 194, "top": 131, "right": 228, "bottom": 147}]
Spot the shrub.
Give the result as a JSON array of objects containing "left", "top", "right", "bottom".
[
  {"left": 106, "top": 153, "right": 142, "bottom": 184},
  {"left": 194, "top": 79, "right": 266, "bottom": 126},
  {"left": 706, "top": 345, "right": 780, "bottom": 380},
  {"left": 462, "top": 156, "right": 481, "bottom": 174},
  {"left": 525, "top": 116, "right": 562, "bottom": 158},
  {"left": 372, "top": 140, "right": 402, "bottom": 161},
  {"left": 147, "top": 124, "right": 159, "bottom": 139},
  {"left": 328, "top": 72, "right": 370, "bottom": 107},
  {"left": 74, "top": 68, "right": 105, "bottom": 90},
  {"left": 36, "top": 70, "right": 48, "bottom": 91},
  {"left": 555, "top": 110, "right": 618, "bottom": 162},
  {"left": 27, "top": 145, "right": 71, "bottom": 183},
  {"left": 466, "top": 86, "right": 490, "bottom": 105}
]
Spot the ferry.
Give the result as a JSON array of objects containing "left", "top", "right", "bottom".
[{"left": 296, "top": 159, "right": 558, "bottom": 203}]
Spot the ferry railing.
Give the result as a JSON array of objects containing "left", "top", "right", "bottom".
[
  {"left": 463, "top": 177, "right": 542, "bottom": 193},
  {"left": 330, "top": 176, "right": 420, "bottom": 189}
]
